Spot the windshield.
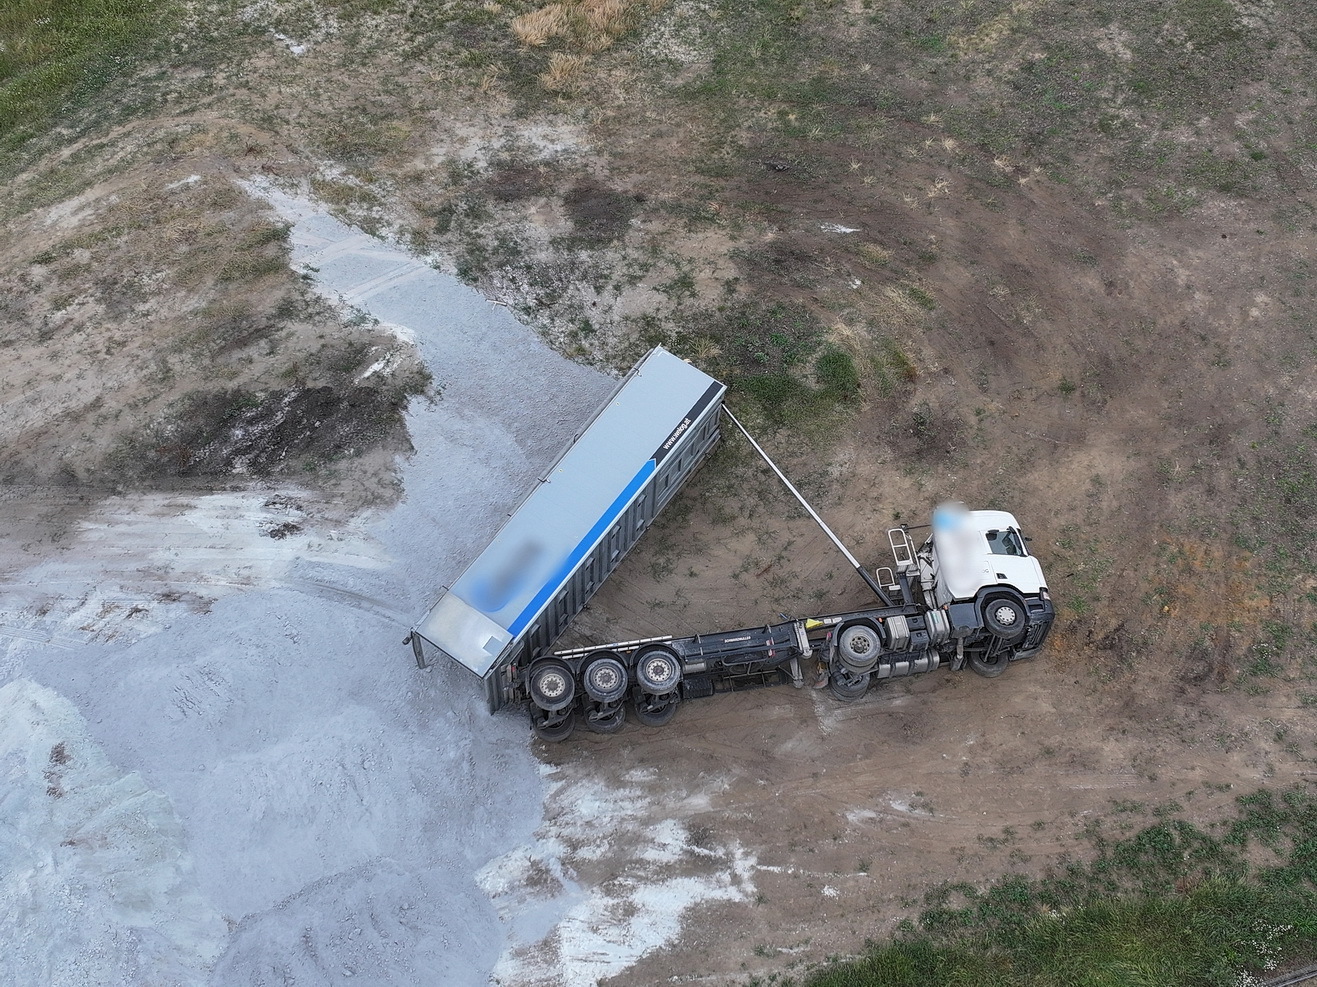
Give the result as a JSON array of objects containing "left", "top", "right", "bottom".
[{"left": 986, "top": 527, "right": 1027, "bottom": 557}]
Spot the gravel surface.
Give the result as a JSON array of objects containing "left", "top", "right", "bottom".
[{"left": 0, "top": 187, "right": 613, "bottom": 985}]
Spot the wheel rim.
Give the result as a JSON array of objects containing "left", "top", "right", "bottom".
[
  {"left": 982, "top": 596, "right": 1027, "bottom": 643},
  {"left": 583, "top": 655, "right": 628, "bottom": 704},
  {"left": 841, "top": 626, "right": 877, "bottom": 658},
  {"left": 839, "top": 625, "right": 880, "bottom": 673},
  {"left": 636, "top": 648, "right": 680, "bottom": 694},
  {"left": 530, "top": 661, "right": 576, "bottom": 711}
]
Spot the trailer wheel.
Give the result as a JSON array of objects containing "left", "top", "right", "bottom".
[
  {"left": 838, "top": 624, "right": 881, "bottom": 673},
  {"left": 967, "top": 648, "right": 1009, "bottom": 679},
  {"left": 586, "top": 703, "right": 626, "bottom": 734},
  {"left": 828, "top": 669, "right": 870, "bottom": 702},
  {"left": 981, "top": 596, "right": 1027, "bottom": 644},
  {"left": 635, "top": 698, "right": 678, "bottom": 727},
  {"left": 528, "top": 660, "right": 576, "bottom": 712},
  {"left": 531, "top": 708, "right": 576, "bottom": 742},
  {"left": 635, "top": 647, "right": 682, "bottom": 695},
  {"left": 582, "top": 654, "right": 629, "bottom": 704}
]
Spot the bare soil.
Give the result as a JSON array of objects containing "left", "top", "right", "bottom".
[{"left": 4, "top": 0, "right": 1317, "bottom": 983}]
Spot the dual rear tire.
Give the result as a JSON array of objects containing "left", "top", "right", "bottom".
[
  {"left": 530, "top": 708, "right": 575, "bottom": 742},
  {"left": 528, "top": 649, "right": 681, "bottom": 740},
  {"left": 585, "top": 703, "right": 627, "bottom": 734}
]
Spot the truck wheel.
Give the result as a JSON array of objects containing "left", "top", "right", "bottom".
[
  {"left": 528, "top": 660, "right": 576, "bottom": 712},
  {"left": 828, "top": 669, "right": 870, "bottom": 702},
  {"left": 635, "top": 698, "right": 678, "bottom": 727},
  {"left": 635, "top": 647, "right": 682, "bottom": 694},
  {"left": 582, "top": 654, "right": 629, "bottom": 704},
  {"left": 838, "top": 624, "right": 881, "bottom": 673},
  {"left": 586, "top": 703, "right": 626, "bottom": 734},
  {"left": 531, "top": 708, "right": 576, "bottom": 742},
  {"left": 981, "top": 596, "right": 1027, "bottom": 644},
  {"left": 967, "top": 649, "right": 1009, "bottom": 679}
]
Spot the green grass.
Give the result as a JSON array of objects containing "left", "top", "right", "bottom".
[
  {"left": 706, "top": 301, "right": 861, "bottom": 428},
  {"left": 0, "top": 0, "right": 176, "bottom": 152},
  {"left": 814, "top": 346, "right": 860, "bottom": 398},
  {"left": 736, "top": 347, "right": 859, "bottom": 427},
  {"left": 869, "top": 338, "right": 917, "bottom": 397},
  {"left": 800, "top": 788, "right": 1317, "bottom": 987}
]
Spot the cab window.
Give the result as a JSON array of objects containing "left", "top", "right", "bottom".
[{"left": 986, "top": 528, "right": 1026, "bottom": 557}]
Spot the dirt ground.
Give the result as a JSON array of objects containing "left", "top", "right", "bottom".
[
  {"left": 524, "top": 400, "right": 1317, "bottom": 984},
  {"left": 4, "top": 0, "right": 1317, "bottom": 983}
]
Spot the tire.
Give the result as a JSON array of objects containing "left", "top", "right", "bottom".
[
  {"left": 981, "top": 596, "right": 1027, "bottom": 644},
  {"left": 635, "top": 647, "right": 682, "bottom": 695},
  {"left": 828, "top": 669, "right": 870, "bottom": 702},
  {"left": 838, "top": 624, "right": 881, "bottom": 673},
  {"left": 634, "top": 698, "right": 678, "bottom": 728},
  {"left": 967, "top": 648, "right": 1010, "bottom": 679},
  {"left": 582, "top": 654, "right": 629, "bottom": 704},
  {"left": 531, "top": 708, "right": 575, "bottom": 742},
  {"left": 528, "top": 660, "right": 576, "bottom": 712},
  {"left": 585, "top": 703, "right": 626, "bottom": 734}
]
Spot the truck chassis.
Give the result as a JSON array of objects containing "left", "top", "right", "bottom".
[{"left": 515, "top": 522, "right": 1054, "bottom": 741}]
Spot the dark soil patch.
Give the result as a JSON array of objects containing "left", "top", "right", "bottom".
[
  {"left": 562, "top": 180, "right": 636, "bottom": 245},
  {"left": 483, "top": 164, "right": 553, "bottom": 203},
  {"left": 116, "top": 384, "right": 411, "bottom": 480}
]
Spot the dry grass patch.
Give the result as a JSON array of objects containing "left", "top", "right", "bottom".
[
  {"left": 512, "top": 0, "right": 670, "bottom": 88},
  {"left": 950, "top": 0, "right": 1037, "bottom": 55},
  {"left": 542, "top": 52, "right": 591, "bottom": 91},
  {"left": 512, "top": 3, "right": 570, "bottom": 46}
]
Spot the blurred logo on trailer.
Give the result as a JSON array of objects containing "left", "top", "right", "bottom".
[{"left": 465, "top": 538, "right": 545, "bottom": 613}]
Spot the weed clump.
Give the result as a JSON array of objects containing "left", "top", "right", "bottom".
[
  {"left": 814, "top": 346, "right": 860, "bottom": 400},
  {"left": 738, "top": 346, "right": 861, "bottom": 428}
]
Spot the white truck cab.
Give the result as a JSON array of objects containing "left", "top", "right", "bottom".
[{"left": 918, "top": 503, "right": 1049, "bottom": 608}]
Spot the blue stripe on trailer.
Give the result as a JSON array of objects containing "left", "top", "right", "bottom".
[{"left": 506, "top": 458, "right": 656, "bottom": 637}]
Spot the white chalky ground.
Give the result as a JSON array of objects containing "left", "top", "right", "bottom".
[
  {"left": 0, "top": 184, "right": 611, "bottom": 984},
  {"left": 2, "top": 185, "right": 756, "bottom": 985}
]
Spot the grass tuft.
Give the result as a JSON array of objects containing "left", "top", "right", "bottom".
[
  {"left": 512, "top": 4, "right": 569, "bottom": 47},
  {"left": 541, "top": 51, "right": 589, "bottom": 91}
]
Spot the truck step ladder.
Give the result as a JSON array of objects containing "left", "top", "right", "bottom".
[{"left": 887, "top": 527, "right": 917, "bottom": 573}]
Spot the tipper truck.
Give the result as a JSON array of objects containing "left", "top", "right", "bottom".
[{"left": 408, "top": 347, "right": 1054, "bottom": 741}]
